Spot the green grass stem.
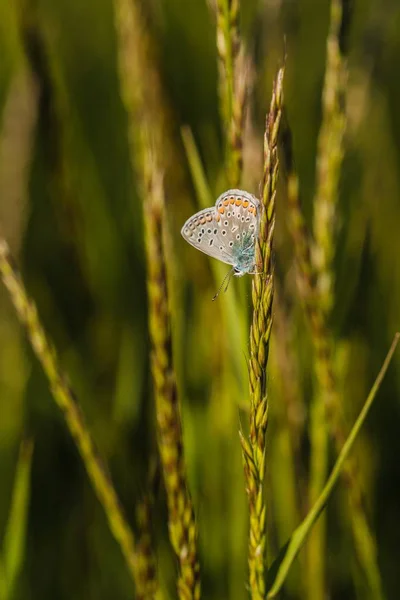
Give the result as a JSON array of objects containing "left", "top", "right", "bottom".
[
  {"left": 312, "top": 0, "right": 347, "bottom": 316},
  {"left": 308, "top": 2, "right": 348, "bottom": 590},
  {"left": 310, "top": 2, "right": 383, "bottom": 596},
  {"left": 113, "top": 2, "right": 200, "bottom": 594},
  {"left": 134, "top": 463, "right": 159, "bottom": 599},
  {"left": 143, "top": 151, "right": 201, "bottom": 599},
  {"left": 0, "top": 439, "right": 33, "bottom": 600},
  {"left": 181, "top": 125, "right": 248, "bottom": 389},
  {"left": 113, "top": 2, "right": 200, "bottom": 593},
  {"left": 266, "top": 333, "right": 399, "bottom": 598},
  {"left": 284, "top": 126, "right": 385, "bottom": 599},
  {"left": 0, "top": 239, "right": 141, "bottom": 592},
  {"left": 215, "top": 0, "right": 247, "bottom": 187},
  {"left": 240, "top": 65, "right": 284, "bottom": 599}
]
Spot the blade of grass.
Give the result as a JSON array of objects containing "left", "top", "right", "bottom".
[
  {"left": 1, "top": 439, "right": 34, "bottom": 599},
  {"left": 181, "top": 125, "right": 215, "bottom": 209},
  {"left": 312, "top": 0, "right": 347, "bottom": 316},
  {"left": 134, "top": 461, "right": 159, "bottom": 600},
  {"left": 283, "top": 105, "right": 384, "bottom": 598},
  {"left": 181, "top": 125, "right": 248, "bottom": 392},
  {"left": 307, "top": 0, "right": 348, "bottom": 593},
  {"left": 307, "top": 1, "right": 348, "bottom": 587},
  {"left": 266, "top": 333, "right": 400, "bottom": 598},
  {"left": 0, "top": 239, "right": 140, "bottom": 591},
  {"left": 0, "top": 558, "right": 6, "bottom": 600}
]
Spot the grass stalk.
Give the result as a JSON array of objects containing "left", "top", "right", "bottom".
[
  {"left": 215, "top": 0, "right": 247, "bottom": 187},
  {"left": 143, "top": 150, "right": 201, "bottom": 599},
  {"left": 1, "top": 438, "right": 34, "bottom": 600},
  {"left": 216, "top": 0, "right": 238, "bottom": 130},
  {"left": 272, "top": 290, "right": 306, "bottom": 476},
  {"left": 240, "top": 65, "right": 285, "bottom": 599},
  {"left": 0, "top": 239, "right": 141, "bottom": 591},
  {"left": 290, "top": 164, "right": 332, "bottom": 598},
  {"left": 312, "top": 0, "right": 347, "bottom": 316},
  {"left": 312, "top": 1, "right": 383, "bottom": 597},
  {"left": 267, "top": 333, "right": 399, "bottom": 598},
  {"left": 113, "top": 1, "right": 200, "bottom": 595},
  {"left": 181, "top": 125, "right": 248, "bottom": 389},
  {"left": 134, "top": 463, "right": 159, "bottom": 599},
  {"left": 305, "top": 2, "right": 347, "bottom": 594},
  {"left": 283, "top": 121, "right": 384, "bottom": 599},
  {"left": 269, "top": 298, "right": 306, "bottom": 595}
]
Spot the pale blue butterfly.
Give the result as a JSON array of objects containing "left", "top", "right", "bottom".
[{"left": 181, "top": 189, "right": 260, "bottom": 297}]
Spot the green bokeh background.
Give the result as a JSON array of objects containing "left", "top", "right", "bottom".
[{"left": 1, "top": 0, "right": 400, "bottom": 599}]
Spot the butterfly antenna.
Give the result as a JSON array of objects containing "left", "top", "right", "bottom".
[{"left": 212, "top": 267, "right": 234, "bottom": 301}]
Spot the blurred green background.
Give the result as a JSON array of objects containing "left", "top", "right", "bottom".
[{"left": 1, "top": 0, "right": 400, "bottom": 598}]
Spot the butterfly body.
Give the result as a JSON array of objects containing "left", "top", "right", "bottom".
[{"left": 181, "top": 189, "right": 260, "bottom": 276}]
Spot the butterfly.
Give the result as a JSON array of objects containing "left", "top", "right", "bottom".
[{"left": 181, "top": 189, "right": 260, "bottom": 296}]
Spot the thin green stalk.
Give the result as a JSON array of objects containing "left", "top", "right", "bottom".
[
  {"left": 181, "top": 125, "right": 248, "bottom": 391},
  {"left": 307, "top": 8, "right": 347, "bottom": 590},
  {"left": 270, "top": 291, "right": 307, "bottom": 594},
  {"left": 0, "top": 557, "right": 6, "bottom": 600},
  {"left": 267, "top": 333, "right": 400, "bottom": 598},
  {"left": 181, "top": 126, "right": 215, "bottom": 210},
  {"left": 113, "top": 1, "right": 200, "bottom": 595},
  {"left": 229, "top": 50, "right": 250, "bottom": 188},
  {"left": 309, "top": 7, "right": 348, "bottom": 587},
  {"left": 1, "top": 439, "right": 34, "bottom": 600},
  {"left": 134, "top": 463, "right": 159, "bottom": 600},
  {"left": 0, "top": 239, "right": 140, "bottom": 590},
  {"left": 113, "top": 0, "right": 176, "bottom": 177},
  {"left": 143, "top": 151, "right": 200, "bottom": 599},
  {"left": 310, "top": 1, "right": 383, "bottom": 597},
  {"left": 240, "top": 65, "right": 285, "bottom": 600},
  {"left": 284, "top": 126, "right": 384, "bottom": 599},
  {"left": 215, "top": 0, "right": 247, "bottom": 187},
  {"left": 313, "top": 0, "right": 347, "bottom": 316},
  {"left": 216, "top": 0, "right": 237, "bottom": 131},
  {"left": 272, "top": 289, "right": 306, "bottom": 473},
  {"left": 285, "top": 167, "right": 331, "bottom": 599},
  {"left": 269, "top": 298, "right": 306, "bottom": 595}
]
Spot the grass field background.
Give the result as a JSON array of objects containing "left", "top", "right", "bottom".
[{"left": 1, "top": 1, "right": 400, "bottom": 599}]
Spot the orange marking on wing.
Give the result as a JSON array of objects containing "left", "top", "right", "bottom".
[
  {"left": 223, "top": 198, "right": 229, "bottom": 206},
  {"left": 230, "top": 197, "right": 235, "bottom": 204},
  {"left": 218, "top": 207, "right": 225, "bottom": 214},
  {"left": 200, "top": 217, "right": 206, "bottom": 224},
  {"left": 235, "top": 198, "right": 242, "bottom": 206},
  {"left": 215, "top": 214, "right": 221, "bottom": 222},
  {"left": 242, "top": 200, "right": 249, "bottom": 208},
  {"left": 248, "top": 206, "right": 255, "bottom": 214},
  {"left": 206, "top": 214, "right": 212, "bottom": 222}
]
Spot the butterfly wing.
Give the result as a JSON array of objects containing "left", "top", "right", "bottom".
[
  {"left": 215, "top": 189, "right": 259, "bottom": 244},
  {"left": 181, "top": 207, "right": 236, "bottom": 266},
  {"left": 181, "top": 189, "right": 260, "bottom": 267}
]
